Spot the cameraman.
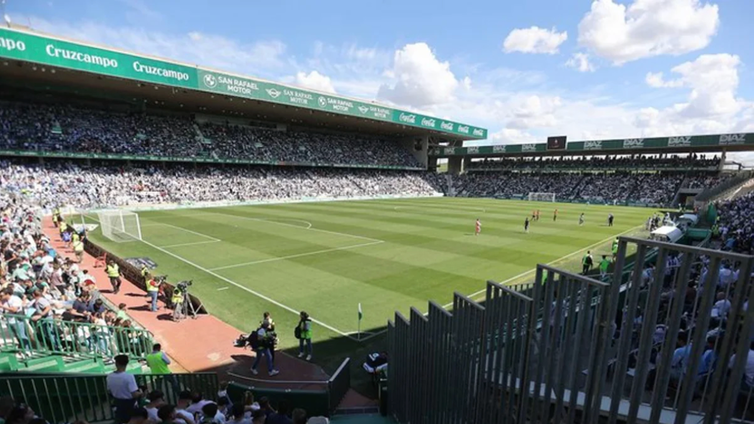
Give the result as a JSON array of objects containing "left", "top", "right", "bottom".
[
  {"left": 145, "top": 273, "right": 160, "bottom": 312},
  {"left": 171, "top": 286, "right": 184, "bottom": 321}
]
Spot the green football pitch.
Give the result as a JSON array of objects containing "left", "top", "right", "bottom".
[{"left": 78, "top": 197, "right": 654, "bottom": 351}]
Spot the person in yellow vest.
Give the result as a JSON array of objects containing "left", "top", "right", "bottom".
[
  {"left": 52, "top": 208, "right": 60, "bottom": 228},
  {"left": 146, "top": 274, "right": 161, "bottom": 312},
  {"left": 106, "top": 260, "right": 123, "bottom": 294},
  {"left": 171, "top": 288, "right": 184, "bottom": 322},
  {"left": 73, "top": 237, "right": 85, "bottom": 264},
  {"left": 146, "top": 344, "right": 178, "bottom": 395},
  {"left": 140, "top": 265, "right": 150, "bottom": 285}
]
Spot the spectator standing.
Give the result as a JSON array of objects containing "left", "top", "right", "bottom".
[
  {"left": 297, "top": 311, "right": 313, "bottom": 361},
  {"left": 126, "top": 408, "right": 149, "bottom": 424},
  {"left": 107, "top": 355, "right": 143, "bottom": 424},
  {"left": 0, "top": 288, "right": 31, "bottom": 352}
]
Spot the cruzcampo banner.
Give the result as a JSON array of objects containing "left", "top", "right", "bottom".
[{"left": 0, "top": 27, "right": 487, "bottom": 140}]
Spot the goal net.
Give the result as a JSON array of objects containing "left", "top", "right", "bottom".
[
  {"left": 97, "top": 210, "right": 142, "bottom": 242},
  {"left": 528, "top": 192, "right": 556, "bottom": 202}
]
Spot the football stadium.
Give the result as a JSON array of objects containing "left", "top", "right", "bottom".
[{"left": 0, "top": 18, "right": 753, "bottom": 424}]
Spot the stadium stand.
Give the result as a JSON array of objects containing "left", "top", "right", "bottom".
[{"left": 0, "top": 101, "right": 422, "bottom": 169}]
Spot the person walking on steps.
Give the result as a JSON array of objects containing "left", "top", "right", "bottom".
[{"left": 297, "top": 311, "right": 313, "bottom": 361}]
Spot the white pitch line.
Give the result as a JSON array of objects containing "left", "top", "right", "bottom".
[
  {"left": 378, "top": 201, "right": 486, "bottom": 213},
  {"left": 132, "top": 236, "right": 359, "bottom": 341},
  {"left": 160, "top": 240, "right": 221, "bottom": 249},
  {"left": 443, "top": 224, "right": 644, "bottom": 307},
  {"left": 82, "top": 212, "right": 358, "bottom": 340},
  {"left": 208, "top": 241, "right": 384, "bottom": 271},
  {"left": 216, "top": 287, "right": 230, "bottom": 291},
  {"left": 202, "top": 212, "right": 384, "bottom": 243},
  {"left": 258, "top": 218, "right": 312, "bottom": 229},
  {"left": 153, "top": 223, "right": 221, "bottom": 242}
]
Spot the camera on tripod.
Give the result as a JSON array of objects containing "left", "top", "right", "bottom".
[{"left": 176, "top": 280, "right": 193, "bottom": 292}]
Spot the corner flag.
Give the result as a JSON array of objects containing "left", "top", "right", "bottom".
[{"left": 358, "top": 303, "right": 363, "bottom": 340}]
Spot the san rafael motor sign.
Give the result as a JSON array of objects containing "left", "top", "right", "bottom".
[{"left": 0, "top": 27, "right": 487, "bottom": 140}]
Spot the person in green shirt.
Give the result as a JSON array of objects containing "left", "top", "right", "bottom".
[
  {"left": 599, "top": 255, "right": 611, "bottom": 280},
  {"left": 146, "top": 344, "right": 178, "bottom": 394},
  {"left": 612, "top": 238, "right": 619, "bottom": 261}
]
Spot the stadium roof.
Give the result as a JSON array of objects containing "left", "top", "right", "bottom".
[
  {"left": 0, "top": 26, "right": 487, "bottom": 141},
  {"left": 431, "top": 133, "right": 754, "bottom": 158}
]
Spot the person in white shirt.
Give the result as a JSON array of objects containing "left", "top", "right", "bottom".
[
  {"left": 107, "top": 355, "right": 143, "bottom": 424},
  {"left": 227, "top": 405, "right": 251, "bottom": 424},
  {"left": 0, "top": 288, "right": 31, "bottom": 351},
  {"left": 710, "top": 292, "right": 732, "bottom": 319},
  {"left": 175, "top": 391, "right": 198, "bottom": 424},
  {"left": 186, "top": 393, "right": 213, "bottom": 416}
]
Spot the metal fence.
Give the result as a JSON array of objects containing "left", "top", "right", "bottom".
[
  {"left": 0, "top": 372, "right": 218, "bottom": 424},
  {"left": 388, "top": 237, "right": 754, "bottom": 424},
  {"left": 0, "top": 314, "right": 154, "bottom": 360}
]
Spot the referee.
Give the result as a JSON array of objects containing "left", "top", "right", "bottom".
[{"left": 107, "top": 355, "right": 143, "bottom": 423}]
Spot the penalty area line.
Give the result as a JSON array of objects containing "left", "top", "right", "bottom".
[
  {"left": 128, "top": 235, "right": 361, "bottom": 342},
  {"left": 447, "top": 223, "right": 645, "bottom": 306}
]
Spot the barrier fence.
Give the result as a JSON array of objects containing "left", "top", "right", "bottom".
[
  {"left": 0, "top": 372, "right": 219, "bottom": 424},
  {"left": 0, "top": 313, "right": 153, "bottom": 360},
  {"left": 388, "top": 237, "right": 754, "bottom": 424}
]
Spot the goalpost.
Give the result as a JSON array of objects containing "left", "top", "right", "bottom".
[
  {"left": 97, "top": 210, "right": 143, "bottom": 242},
  {"left": 528, "top": 192, "right": 556, "bottom": 202}
]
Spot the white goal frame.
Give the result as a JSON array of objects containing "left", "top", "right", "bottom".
[
  {"left": 528, "top": 192, "right": 556, "bottom": 202},
  {"left": 97, "top": 210, "right": 143, "bottom": 242}
]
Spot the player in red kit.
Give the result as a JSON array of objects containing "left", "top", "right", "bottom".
[{"left": 475, "top": 219, "right": 481, "bottom": 236}]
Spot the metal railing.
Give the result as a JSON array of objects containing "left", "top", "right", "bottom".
[
  {"left": 226, "top": 357, "right": 352, "bottom": 416},
  {"left": 388, "top": 237, "right": 754, "bottom": 424},
  {"left": 0, "top": 372, "right": 218, "bottom": 424},
  {"left": 695, "top": 170, "right": 754, "bottom": 203},
  {"left": 0, "top": 314, "right": 154, "bottom": 360}
]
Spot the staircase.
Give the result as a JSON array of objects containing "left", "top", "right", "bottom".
[
  {"left": 0, "top": 352, "right": 144, "bottom": 374},
  {"left": 445, "top": 174, "right": 455, "bottom": 196}
]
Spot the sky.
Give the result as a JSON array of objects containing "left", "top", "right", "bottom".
[{"left": 4, "top": 0, "right": 754, "bottom": 163}]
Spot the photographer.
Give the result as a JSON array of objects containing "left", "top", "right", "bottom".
[
  {"left": 249, "top": 322, "right": 279, "bottom": 377},
  {"left": 145, "top": 273, "right": 160, "bottom": 312}
]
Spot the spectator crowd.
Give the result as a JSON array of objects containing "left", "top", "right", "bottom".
[
  {"left": 0, "top": 161, "right": 443, "bottom": 210},
  {"left": 0, "top": 102, "right": 420, "bottom": 169},
  {"left": 451, "top": 171, "right": 719, "bottom": 205},
  {"left": 467, "top": 154, "right": 720, "bottom": 171}
]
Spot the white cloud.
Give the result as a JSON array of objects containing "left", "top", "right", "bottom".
[
  {"left": 22, "top": 16, "right": 288, "bottom": 77},
  {"left": 645, "top": 54, "right": 742, "bottom": 119},
  {"left": 377, "top": 43, "right": 459, "bottom": 107},
  {"left": 503, "top": 26, "right": 568, "bottom": 54},
  {"left": 507, "top": 95, "right": 562, "bottom": 129},
  {"left": 294, "top": 71, "right": 336, "bottom": 94},
  {"left": 578, "top": 0, "right": 719, "bottom": 64},
  {"left": 489, "top": 128, "right": 538, "bottom": 144},
  {"left": 565, "top": 53, "right": 595, "bottom": 72}
]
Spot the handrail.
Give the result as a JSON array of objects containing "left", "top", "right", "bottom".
[
  {"left": 0, "top": 313, "right": 154, "bottom": 360},
  {"left": 695, "top": 170, "right": 754, "bottom": 202}
]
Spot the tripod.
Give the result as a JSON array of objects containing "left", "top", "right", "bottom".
[{"left": 173, "top": 286, "right": 203, "bottom": 321}]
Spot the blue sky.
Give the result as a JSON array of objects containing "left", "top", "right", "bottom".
[{"left": 5, "top": 0, "right": 754, "bottom": 160}]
